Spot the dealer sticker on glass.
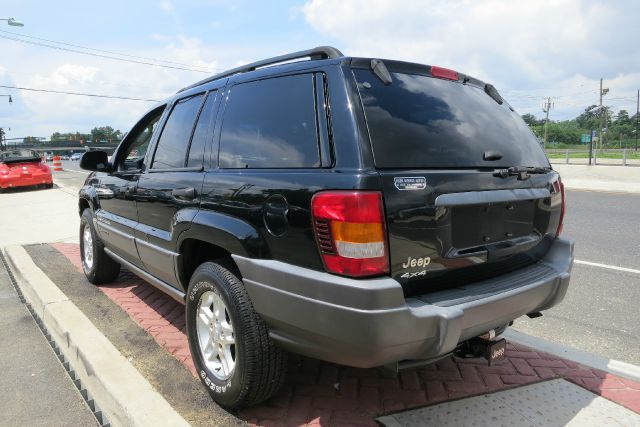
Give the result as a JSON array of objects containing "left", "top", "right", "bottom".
[{"left": 394, "top": 177, "right": 427, "bottom": 190}]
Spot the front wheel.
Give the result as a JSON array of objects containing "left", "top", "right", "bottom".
[
  {"left": 79, "top": 209, "right": 121, "bottom": 284},
  {"left": 186, "top": 261, "right": 286, "bottom": 409}
]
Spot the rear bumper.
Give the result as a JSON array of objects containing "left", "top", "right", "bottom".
[
  {"left": 0, "top": 173, "right": 52, "bottom": 189},
  {"left": 233, "top": 237, "right": 573, "bottom": 368}
]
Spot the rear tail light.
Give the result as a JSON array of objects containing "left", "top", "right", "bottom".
[
  {"left": 430, "top": 66, "right": 459, "bottom": 81},
  {"left": 312, "top": 191, "right": 389, "bottom": 277},
  {"left": 554, "top": 178, "right": 566, "bottom": 236}
]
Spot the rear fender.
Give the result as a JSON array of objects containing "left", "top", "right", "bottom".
[{"left": 177, "top": 210, "right": 269, "bottom": 259}]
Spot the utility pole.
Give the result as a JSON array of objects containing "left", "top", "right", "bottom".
[
  {"left": 634, "top": 89, "right": 640, "bottom": 151},
  {"left": 598, "top": 78, "right": 609, "bottom": 151},
  {"left": 0, "top": 127, "right": 5, "bottom": 151},
  {"left": 543, "top": 97, "right": 553, "bottom": 149}
]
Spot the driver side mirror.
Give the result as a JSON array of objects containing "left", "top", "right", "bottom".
[{"left": 80, "top": 151, "right": 111, "bottom": 172}]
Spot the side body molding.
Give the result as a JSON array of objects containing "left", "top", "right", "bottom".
[{"left": 177, "top": 210, "right": 270, "bottom": 259}]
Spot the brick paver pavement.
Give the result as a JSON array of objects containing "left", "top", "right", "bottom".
[{"left": 52, "top": 243, "right": 640, "bottom": 425}]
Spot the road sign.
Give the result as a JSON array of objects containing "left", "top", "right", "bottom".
[{"left": 581, "top": 134, "right": 591, "bottom": 144}]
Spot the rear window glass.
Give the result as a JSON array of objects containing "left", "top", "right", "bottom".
[
  {"left": 353, "top": 69, "right": 549, "bottom": 169},
  {"left": 0, "top": 149, "right": 40, "bottom": 163}
]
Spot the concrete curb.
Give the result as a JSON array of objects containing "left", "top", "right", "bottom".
[
  {"left": 3, "top": 245, "right": 189, "bottom": 427},
  {"left": 505, "top": 329, "right": 640, "bottom": 383}
]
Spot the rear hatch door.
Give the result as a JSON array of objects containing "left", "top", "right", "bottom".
[{"left": 352, "top": 63, "right": 563, "bottom": 292}]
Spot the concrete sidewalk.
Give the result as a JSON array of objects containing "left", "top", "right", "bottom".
[
  {"left": 379, "top": 379, "right": 640, "bottom": 427},
  {"left": 553, "top": 164, "right": 640, "bottom": 194}
]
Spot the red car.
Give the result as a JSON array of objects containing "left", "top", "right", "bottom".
[{"left": 0, "top": 149, "right": 53, "bottom": 191}]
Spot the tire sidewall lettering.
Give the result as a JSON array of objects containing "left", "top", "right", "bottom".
[
  {"left": 200, "top": 369, "right": 232, "bottom": 394},
  {"left": 189, "top": 280, "right": 213, "bottom": 301}
]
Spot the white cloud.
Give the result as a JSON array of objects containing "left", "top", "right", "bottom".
[
  {"left": 160, "top": 0, "right": 174, "bottom": 14},
  {"left": 0, "top": 35, "right": 222, "bottom": 138},
  {"left": 302, "top": 0, "right": 639, "bottom": 119}
]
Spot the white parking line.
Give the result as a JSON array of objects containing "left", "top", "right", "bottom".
[{"left": 575, "top": 259, "right": 640, "bottom": 275}]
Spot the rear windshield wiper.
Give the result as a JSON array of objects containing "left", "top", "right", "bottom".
[{"left": 493, "top": 166, "right": 551, "bottom": 180}]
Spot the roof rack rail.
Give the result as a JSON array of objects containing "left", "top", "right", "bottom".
[{"left": 179, "top": 46, "right": 344, "bottom": 92}]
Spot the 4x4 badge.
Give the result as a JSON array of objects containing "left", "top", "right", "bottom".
[{"left": 394, "top": 177, "right": 426, "bottom": 190}]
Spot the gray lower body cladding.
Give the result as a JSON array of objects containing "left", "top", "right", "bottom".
[{"left": 232, "top": 238, "right": 573, "bottom": 368}]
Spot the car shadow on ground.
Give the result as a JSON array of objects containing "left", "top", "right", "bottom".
[{"left": 0, "top": 184, "right": 54, "bottom": 193}]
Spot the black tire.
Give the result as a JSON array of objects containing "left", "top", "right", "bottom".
[
  {"left": 186, "top": 261, "right": 286, "bottom": 409},
  {"left": 79, "top": 208, "right": 121, "bottom": 284},
  {"left": 44, "top": 183, "right": 53, "bottom": 189}
]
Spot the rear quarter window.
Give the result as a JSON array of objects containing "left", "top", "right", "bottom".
[
  {"left": 218, "top": 74, "right": 320, "bottom": 169},
  {"left": 353, "top": 68, "right": 549, "bottom": 169}
]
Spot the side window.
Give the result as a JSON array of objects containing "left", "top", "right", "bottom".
[
  {"left": 152, "top": 94, "right": 204, "bottom": 169},
  {"left": 219, "top": 74, "right": 320, "bottom": 169},
  {"left": 119, "top": 107, "right": 164, "bottom": 171},
  {"left": 187, "top": 90, "right": 217, "bottom": 168}
]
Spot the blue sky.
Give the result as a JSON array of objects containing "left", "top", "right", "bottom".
[{"left": 0, "top": 0, "right": 638, "bottom": 140}]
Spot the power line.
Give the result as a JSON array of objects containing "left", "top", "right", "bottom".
[
  {"left": 0, "top": 29, "right": 216, "bottom": 71},
  {"left": 0, "top": 33, "right": 213, "bottom": 73},
  {"left": 0, "top": 84, "right": 160, "bottom": 102}
]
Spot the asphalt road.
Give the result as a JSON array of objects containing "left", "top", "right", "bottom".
[
  {"left": 515, "top": 190, "right": 640, "bottom": 365},
  {"left": 49, "top": 159, "right": 91, "bottom": 191}
]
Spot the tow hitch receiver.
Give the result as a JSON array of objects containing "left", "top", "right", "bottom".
[
  {"left": 485, "top": 338, "right": 507, "bottom": 366},
  {"left": 458, "top": 337, "right": 507, "bottom": 366}
]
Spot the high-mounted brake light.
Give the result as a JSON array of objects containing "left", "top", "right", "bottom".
[
  {"left": 430, "top": 66, "right": 459, "bottom": 81},
  {"left": 312, "top": 191, "right": 389, "bottom": 277}
]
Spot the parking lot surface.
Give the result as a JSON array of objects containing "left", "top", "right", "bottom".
[{"left": 22, "top": 242, "right": 639, "bottom": 425}]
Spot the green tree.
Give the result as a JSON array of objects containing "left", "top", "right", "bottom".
[
  {"left": 546, "top": 121, "right": 582, "bottom": 145},
  {"left": 521, "top": 113, "right": 541, "bottom": 127},
  {"left": 90, "top": 126, "right": 122, "bottom": 142},
  {"left": 615, "top": 110, "right": 630, "bottom": 125}
]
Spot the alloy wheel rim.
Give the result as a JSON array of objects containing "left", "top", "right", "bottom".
[
  {"left": 82, "top": 225, "right": 94, "bottom": 270},
  {"left": 196, "top": 289, "right": 236, "bottom": 380}
]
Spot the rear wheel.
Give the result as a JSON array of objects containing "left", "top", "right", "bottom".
[
  {"left": 186, "top": 261, "right": 286, "bottom": 409},
  {"left": 80, "top": 209, "right": 120, "bottom": 284}
]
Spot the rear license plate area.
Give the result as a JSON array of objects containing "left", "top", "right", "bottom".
[{"left": 451, "top": 201, "right": 535, "bottom": 249}]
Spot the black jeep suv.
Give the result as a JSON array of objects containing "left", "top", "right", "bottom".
[{"left": 78, "top": 46, "right": 572, "bottom": 409}]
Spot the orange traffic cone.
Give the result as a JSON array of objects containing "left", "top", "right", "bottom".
[{"left": 53, "top": 156, "right": 63, "bottom": 171}]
